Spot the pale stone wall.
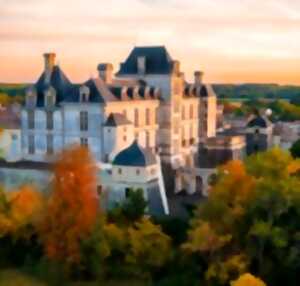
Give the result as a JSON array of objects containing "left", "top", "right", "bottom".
[
  {"left": 104, "top": 100, "right": 159, "bottom": 150},
  {"left": 0, "top": 129, "right": 22, "bottom": 162}
]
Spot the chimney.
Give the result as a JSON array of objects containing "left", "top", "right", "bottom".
[
  {"left": 97, "top": 63, "right": 113, "bottom": 84},
  {"left": 194, "top": 71, "right": 204, "bottom": 86},
  {"left": 172, "top": 60, "right": 180, "bottom": 75},
  {"left": 137, "top": 56, "right": 146, "bottom": 75},
  {"left": 44, "top": 53, "right": 56, "bottom": 83}
]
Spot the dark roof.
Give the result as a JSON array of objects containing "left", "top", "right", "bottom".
[
  {"left": 0, "top": 159, "right": 51, "bottom": 170},
  {"left": 104, "top": 113, "right": 132, "bottom": 127},
  {"left": 200, "top": 85, "right": 209, "bottom": 97},
  {"left": 113, "top": 140, "right": 157, "bottom": 167},
  {"left": 183, "top": 84, "right": 211, "bottom": 98},
  {"left": 35, "top": 66, "right": 74, "bottom": 107},
  {"left": 247, "top": 116, "right": 269, "bottom": 128},
  {"left": 116, "top": 46, "right": 174, "bottom": 75}
]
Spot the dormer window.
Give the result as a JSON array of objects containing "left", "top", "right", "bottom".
[
  {"left": 26, "top": 87, "right": 37, "bottom": 109},
  {"left": 137, "top": 56, "right": 146, "bottom": 75},
  {"left": 45, "top": 87, "right": 56, "bottom": 109},
  {"left": 80, "top": 86, "right": 90, "bottom": 103}
]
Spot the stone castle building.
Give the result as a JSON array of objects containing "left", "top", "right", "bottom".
[{"left": 20, "top": 46, "right": 218, "bottom": 215}]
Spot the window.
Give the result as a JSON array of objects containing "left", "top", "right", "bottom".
[
  {"left": 47, "top": 134, "right": 54, "bottom": 155},
  {"left": 174, "top": 99, "right": 180, "bottom": 113},
  {"left": 174, "top": 118, "right": 179, "bottom": 134},
  {"left": 81, "top": 93, "right": 89, "bottom": 102},
  {"left": 11, "top": 134, "right": 17, "bottom": 140},
  {"left": 46, "top": 111, "right": 53, "bottom": 130},
  {"left": 134, "top": 108, "right": 139, "bottom": 127},
  {"left": 80, "top": 137, "right": 88, "bottom": 147},
  {"left": 46, "top": 94, "right": 55, "bottom": 108},
  {"left": 146, "top": 131, "right": 150, "bottom": 148},
  {"left": 80, "top": 111, "right": 88, "bottom": 131},
  {"left": 28, "top": 135, "right": 35, "bottom": 154},
  {"left": 26, "top": 95, "right": 36, "bottom": 109},
  {"left": 182, "top": 106, "right": 186, "bottom": 120},
  {"left": 136, "top": 169, "right": 140, "bottom": 175},
  {"left": 28, "top": 111, "right": 34, "bottom": 129},
  {"left": 104, "top": 154, "right": 109, "bottom": 163},
  {"left": 146, "top": 108, "right": 151, "bottom": 125},
  {"left": 123, "top": 135, "right": 127, "bottom": 142},
  {"left": 118, "top": 168, "right": 122, "bottom": 175},
  {"left": 189, "top": 105, "right": 194, "bottom": 119},
  {"left": 190, "top": 124, "right": 194, "bottom": 139}
]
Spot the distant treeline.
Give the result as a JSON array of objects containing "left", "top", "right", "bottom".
[
  {"left": 0, "top": 83, "right": 27, "bottom": 97},
  {"left": 213, "top": 84, "right": 300, "bottom": 100},
  {"left": 2, "top": 83, "right": 300, "bottom": 102}
]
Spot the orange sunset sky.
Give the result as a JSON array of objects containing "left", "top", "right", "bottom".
[{"left": 0, "top": 0, "right": 300, "bottom": 85}]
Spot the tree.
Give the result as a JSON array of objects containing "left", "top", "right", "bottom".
[
  {"left": 39, "top": 146, "right": 99, "bottom": 265},
  {"left": 231, "top": 273, "right": 266, "bottom": 286},
  {"left": 126, "top": 218, "right": 171, "bottom": 279},
  {"left": 184, "top": 149, "right": 300, "bottom": 286},
  {"left": 0, "top": 185, "right": 44, "bottom": 239},
  {"left": 290, "top": 139, "right": 300, "bottom": 158}
]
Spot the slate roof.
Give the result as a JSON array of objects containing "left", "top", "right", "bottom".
[
  {"left": 184, "top": 84, "right": 212, "bottom": 98},
  {"left": 31, "top": 66, "right": 159, "bottom": 107},
  {"left": 247, "top": 116, "right": 270, "bottom": 128},
  {"left": 113, "top": 140, "right": 157, "bottom": 167},
  {"left": 116, "top": 46, "right": 174, "bottom": 75},
  {"left": 104, "top": 113, "right": 132, "bottom": 127},
  {"left": 35, "top": 66, "right": 74, "bottom": 107}
]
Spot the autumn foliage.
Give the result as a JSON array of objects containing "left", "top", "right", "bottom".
[
  {"left": 0, "top": 185, "right": 44, "bottom": 239},
  {"left": 231, "top": 273, "right": 267, "bottom": 286},
  {"left": 39, "top": 146, "right": 99, "bottom": 265}
]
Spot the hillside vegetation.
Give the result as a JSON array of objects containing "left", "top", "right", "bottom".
[{"left": 214, "top": 84, "right": 300, "bottom": 100}]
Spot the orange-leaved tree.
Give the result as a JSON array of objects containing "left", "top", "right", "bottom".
[
  {"left": 231, "top": 273, "right": 267, "bottom": 286},
  {"left": 39, "top": 145, "right": 99, "bottom": 265}
]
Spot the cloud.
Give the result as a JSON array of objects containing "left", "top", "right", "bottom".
[{"left": 0, "top": 0, "right": 300, "bottom": 84}]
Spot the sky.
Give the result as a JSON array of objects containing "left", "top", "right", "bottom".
[{"left": 0, "top": 0, "right": 300, "bottom": 85}]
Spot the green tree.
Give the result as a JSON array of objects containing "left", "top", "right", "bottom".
[
  {"left": 290, "top": 139, "right": 300, "bottom": 158},
  {"left": 184, "top": 149, "right": 300, "bottom": 286}
]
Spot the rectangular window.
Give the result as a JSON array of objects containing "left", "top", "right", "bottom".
[
  {"left": 80, "top": 111, "right": 88, "bottom": 131},
  {"left": 28, "top": 111, "right": 34, "bottom": 129},
  {"left": 28, "top": 135, "right": 35, "bottom": 154},
  {"left": 134, "top": 108, "right": 139, "bottom": 127},
  {"left": 146, "top": 131, "right": 150, "bottom": 148},
  {"left": 46, "top": 95, "right": 55, "bottom": 108},
  {"left": 46, "top": 111, "right": 53, "bottom": 130},
  {"left": 80, "top": 137, "right": 88, "bottom": 147},
  {"left": 47, "top": 134, "right": 54, "bottom": 155},
  {"left": 146, "top": 108, "right": 151, "bottom": 125},
  {"left": 190, "top": 105, "right": 194, "bottom": 119},
  {"left": 182, "top": 106, "right": 186, "bottom": 120}
]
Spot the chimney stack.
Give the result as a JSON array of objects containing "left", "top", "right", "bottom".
[
  {"left": 44, "top": 53, "right": 56, "bottom": 73},
  {"left": 44, "top": 53, "right": 56, "bottom": 84},
  {"left": 194, "top": 71, "right": 204, "bottom": 86},
  {"left": 98, "top": 63, "right": 113, "bottom": 84}
]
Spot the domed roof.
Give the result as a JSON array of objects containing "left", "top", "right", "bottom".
[
  {"left": 247, "top": 116, "right": 269, "bottom": 128},
  {"left": 113, "top": 140, "right": 156, "bottom": 167}
]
